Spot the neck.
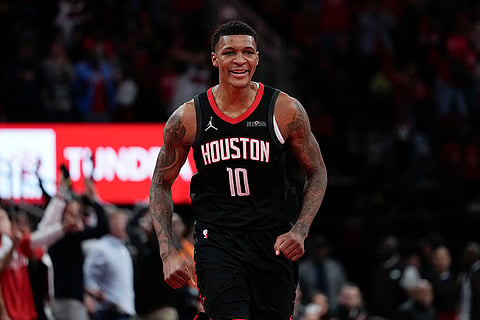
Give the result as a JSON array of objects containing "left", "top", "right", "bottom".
[{"left": 213, "top": 82, "right": 258, "bottom": 117}]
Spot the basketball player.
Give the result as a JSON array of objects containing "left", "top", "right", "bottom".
[{"left": 150, "top": 20, "right": 327, "bottom": 320}]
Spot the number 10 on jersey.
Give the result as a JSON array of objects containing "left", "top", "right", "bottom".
[{"left": 226, "top": 167, "right": 250, "bottom": 196}]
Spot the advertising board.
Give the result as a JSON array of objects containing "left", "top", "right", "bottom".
[{"left": 0, "top": 123, "right": 195, "bottom": 204}]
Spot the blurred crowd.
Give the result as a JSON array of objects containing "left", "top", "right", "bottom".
[
  {"left": 248, "top": 0, "right": 480, "bottom": 186},
  {"left": 2, "top": 174, "right": 480, "bottom": 320},
  {"left": 0, "top": 0, "right": 219, "bottom": 124},
  {"left": 1, "top": 0, "right": 480, "bottom": 319},
  {"left": 0, "top": 0, "right": 479, "bottom": 187},
  {"left": 0, "top": 172, "right": 204, "bottom": 320}
]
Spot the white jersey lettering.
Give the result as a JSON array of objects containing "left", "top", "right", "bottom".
[{"left": 200, "top": 138, "right": 270, "bottom": 165}]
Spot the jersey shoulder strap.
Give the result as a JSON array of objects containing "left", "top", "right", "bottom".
[
  {"left": 193, "top": 91, "right": 207, "bottom": 148},
  {"left": 265, "top": 85, "right": 282, "bottom": 148}
]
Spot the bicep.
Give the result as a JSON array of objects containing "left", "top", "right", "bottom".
[
  {"left": 289, "top": 131, "right": 323, "bottom": 176},
  {"left": 152, "top": 141, "right": 190, "bottom": 188},
  {"left": 152, "top": 107, "right": 193, "bottom": 187},
  {"left": 286, "top": 101, "right": 324, "bottom": 176}
]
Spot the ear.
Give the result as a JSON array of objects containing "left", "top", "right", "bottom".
[{"left": 211, "top": 52, "right": 218, "bottom": 67}]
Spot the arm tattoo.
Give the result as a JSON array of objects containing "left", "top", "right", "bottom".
[
  {"left": 149, "top": 113, "right": 188, "bottom": 259},
  {"left": 288, "top": 100, "right": 328, "bottom": 238},
  {"left": 152, "top": 113, "right": 187, "bottom": 175},
  {"left": 288, "top": 101, "right": 318, "bottom": 158},
  {"left": 150, "top": 189, "right": 175, "bottom": 259},
  {"left": 292, "top": 222, "right": 308, "bottom": 238},
  {"left": 287, "top": 101, "right": 305, "bottom": 133},
  {"left": 164, "top": 113, "right": 186, "bottom": 143}
]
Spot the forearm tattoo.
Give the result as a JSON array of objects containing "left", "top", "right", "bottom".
[
  {"left": 149, "top": 113, "right": 187, "bottom": 259},
  {"left": 293, "top": 222, "right": 309, "bottom": 238}
]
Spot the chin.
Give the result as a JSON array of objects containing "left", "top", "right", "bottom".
[{"left": 229, "top": 78, "right": 251, "bottom": 88}]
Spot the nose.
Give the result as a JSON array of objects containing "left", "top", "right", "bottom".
[{"left": 233, "top": 53, "right": 246, "bottom": 64}]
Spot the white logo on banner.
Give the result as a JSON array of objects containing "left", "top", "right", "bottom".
[{"left": 0, "top": 129, "right": 56, "bottom": 200}]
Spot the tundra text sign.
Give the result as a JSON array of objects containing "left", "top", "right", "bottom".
[{"left": 0, "top": 124, "right": 195, "bottom": 204}]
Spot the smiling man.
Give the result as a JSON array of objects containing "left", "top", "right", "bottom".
[{"left": 149, "top": 20, "right": 328, "bottom": 320}]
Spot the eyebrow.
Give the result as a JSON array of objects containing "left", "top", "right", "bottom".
[{"left": 221, "top": 45, "right": 256, "bottom": 51}]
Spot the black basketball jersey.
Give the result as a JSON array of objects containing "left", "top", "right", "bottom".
[{"left": 191, "top": 83, "right": 300, "bottom": 230}]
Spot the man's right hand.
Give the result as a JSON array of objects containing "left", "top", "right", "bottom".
[{"left": 162, "top": 251, "right": 196, "bottom": 289}]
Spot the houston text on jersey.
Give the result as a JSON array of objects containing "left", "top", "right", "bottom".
[{"left": 200, "top": 137, "right": 270, "bottom": 165}]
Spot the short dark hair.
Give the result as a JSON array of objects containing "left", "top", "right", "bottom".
[{"left": 211, "top": 20, "right": 257, "bottom": 52}]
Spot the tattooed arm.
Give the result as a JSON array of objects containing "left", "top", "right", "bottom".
[
  {"left": 150, "top": 101, "right": 196, "bottom": 288},
  {"left": 273, "top": 93, "right": 328, "bottom": 261}
]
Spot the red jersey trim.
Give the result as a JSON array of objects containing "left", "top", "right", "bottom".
[{"left": 207, "top": 82, "right": 265, "bottom": 124}]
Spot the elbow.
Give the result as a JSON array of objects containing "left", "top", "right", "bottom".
[
  {"left": 321, "top": 165, "right": 328, "bottom": 187},
  {"left": 318, "top": 160, "right": 327, "bottom": 184},
  {"left": 308, "top": 164, "right": 327, "bottom": 185},
  {"left": 149, "top": 180, "right": 172, "bottom": 202}
]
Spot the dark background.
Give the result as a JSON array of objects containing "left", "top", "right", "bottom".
[{"left": 1, "top": 0, "right": 479, "bottom": 309}]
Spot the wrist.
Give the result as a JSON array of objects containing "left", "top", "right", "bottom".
[
  {"left": 160, "top": 243, "right": 178, "bottom": 260},
  {"left": 292, "top": 222, "right": 309, "bottom": 239}
]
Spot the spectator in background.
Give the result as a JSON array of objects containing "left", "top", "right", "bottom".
[
  {"left": 300, "top": 291, "right": 331, "bottom": 320},
  {"left": 369, "top": 235, "right": 408, "bottom": 319},
  {"left": 72, "top": 37, "right": 116, "bottom": 122},
  {"left": 34, "top": 173, "right": 77, "bottom": 319},
  {"left": 128, "top": 205, "right": 178, "bottom": 320},
  {"left": 48, "top": 178, "right": 109, "bottom": 320},
  {"left": 0, "top": 223, "right": 14, "bottom": 320},
  {"left": 356, "top": 0, "right": 398, "bottom": 59},
  {"left": 40, "top": 39, "right": 74, "bottom": 122},
  {"left": 169, "top": 53, "right": 212, "bottom": 115},
  {"left": 299, "top": 235, "right": 347, "bottom": 310},
  {"left": 0, "top": 199, "right": 81, "bottom": 320},
  {"left": 399, "top": 249, "right": 422, "bottom": 293},
  {"left": 393, "top": 279, "right": 436, "bottom": 320},
  {"left": 417, "top": 235, "right": 443, "bottom": 281},
  {"left": 84, "top": 207, "right": 135, "bottom": 320},
  {"left": 331, "top": 283, "right": 368, "bottom": 320},
  {"left": 318, "top": 0, "right": 351, "bottom": 56},
  {"left": 15, "top": 210, "right": 50, "bottom": 320},
  {"left": 114, "top": 64, "right": 138, "bottom": 122},
  {"left": 434, "top": 25, "right": 475, "bottom": 126},
  {"left": 458, "top": 241, "right": 480, "bottom": 320},
  {"left": 54, "top": 0, "right": 93, "bottom": 48},
  {"left": 427, "top": 245, "right": 459, "bottom": 320}
]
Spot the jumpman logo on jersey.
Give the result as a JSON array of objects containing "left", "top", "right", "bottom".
[{"left": 205, "top": 116, "right": 218, "bottom": 132}]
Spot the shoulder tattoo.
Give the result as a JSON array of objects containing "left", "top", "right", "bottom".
[
  {"left": 287, "top": 100, "right": 309, "bottom": 135},
  {"left": 154, "top": 114, "right": 187, "bottom": 171},
  {"left": 164, "top": 113, "right": 186, "bottom": 143}
]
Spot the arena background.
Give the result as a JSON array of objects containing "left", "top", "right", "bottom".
[{"left": 0, "top": 0, "right": 479, "bottom": 310}]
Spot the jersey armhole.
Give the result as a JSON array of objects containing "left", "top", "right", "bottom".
[
  {"left": 268, "top": 88, "right": 284, "bottom": 147},
  {"left": 193, "top": 93, "right": 203, "bottom": 149}
]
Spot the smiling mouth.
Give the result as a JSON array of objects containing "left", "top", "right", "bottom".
[{"left": 231, "top": 70, "right": 248, "bottom": 75}]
